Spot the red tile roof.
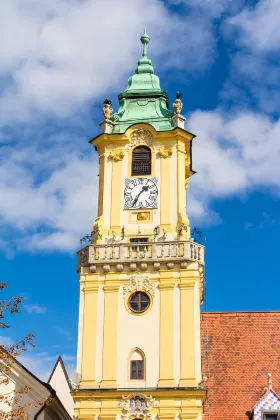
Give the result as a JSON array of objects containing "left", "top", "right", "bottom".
[{"left": 201, "top": 312, "right": 280, "bottom": 420}]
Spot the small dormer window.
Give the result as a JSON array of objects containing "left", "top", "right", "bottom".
[{"left": 132, "top": 146, "right": 151, "bottom": 176}]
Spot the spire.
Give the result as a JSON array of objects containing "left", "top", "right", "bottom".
[
  {"left": 135, "top": 29, "right": 154, "bottom": 75},
  {"left": 110, "top": 31, "right": 175, "bottom": 133},
  {"left": 141, "top": 28, "right": 149, "bottom": 58}
]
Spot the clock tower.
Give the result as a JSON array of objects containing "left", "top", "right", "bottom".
[{"left": 73, "top": 31, "right": 206, "bottom": 420}]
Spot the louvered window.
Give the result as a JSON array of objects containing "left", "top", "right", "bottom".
[{"left": 132, "top": 146, "right": 151, "bottom": 176}]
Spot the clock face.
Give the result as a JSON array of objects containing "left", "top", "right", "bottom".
[{"left": 124, "top": 177, "right": 158, "bottom": 209}]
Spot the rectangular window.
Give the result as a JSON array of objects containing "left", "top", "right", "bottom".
[
  {"left": 264, "top": 413, "right": 280, "bottom": 420},
  {"left": 130, "top": 360, "right": 144, "bottom": 380}
]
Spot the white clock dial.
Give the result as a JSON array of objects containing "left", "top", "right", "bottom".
[{"left": 124, "top": 178, "right": 158, "bottom": 209}]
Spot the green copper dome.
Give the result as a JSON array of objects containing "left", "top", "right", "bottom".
[{"left": 111, "top": 30, "right": 175, "bottom": 133}]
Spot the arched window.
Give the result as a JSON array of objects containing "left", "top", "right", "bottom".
[
  {"left": 132, "top": 146, "right": 151, "bottom": 176},
  {"left": 129, "top": 349, "right": 145, "bottom": 380}
]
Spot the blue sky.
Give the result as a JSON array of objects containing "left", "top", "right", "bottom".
[{"left": 1, "top": 0, "right": 280, "bottom": 380}]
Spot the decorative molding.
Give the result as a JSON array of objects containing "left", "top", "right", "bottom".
[
  {"left": 129, "top": 263, "right": 137, "bottom": 272},
  {"left": 117, "top": 394, "right": 159, "bottom": 420},
  {"left": 122, "top": 273, "right": 156, "bottom": 298},
  {"left": 108, "top": 151, "right": 124, "bottom": 162},
  {"left": 199, "top": 265, "right": 204, "bottom": 303},
  {"left": 127, "top": 129, "right": 153, "bottom": 149},
  {"left": 116, "top": 264, "right": 124, "bottom": 272},
  {"left": 158, "top": 146, "right": 172, "bottom": 158},
  {"left": 154, "top": 262, "right": 161, "bottom": 270},
  {"left": 167, "top": 262, "right": 175, "bottom": 269}
]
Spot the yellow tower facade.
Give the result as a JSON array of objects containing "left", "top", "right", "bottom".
[{"left": 73, "top": 32, "right": 205, "bottom": 420}]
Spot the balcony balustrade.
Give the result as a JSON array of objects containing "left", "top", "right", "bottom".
[{"left": 77, "top": 240, "right": 204, "bottom": 270}]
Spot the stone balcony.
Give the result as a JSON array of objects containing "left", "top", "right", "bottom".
[{"left": 77, "top": 240, "right": 204, "bottom": 273}]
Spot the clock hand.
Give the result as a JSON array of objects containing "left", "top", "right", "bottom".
[
  {"left": 132, "top": 185, "right": 148, "bottom": 206},
  {"left": 132, "top": 191, "right": 143, "bottom": 206}
]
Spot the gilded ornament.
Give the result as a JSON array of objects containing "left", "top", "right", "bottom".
[
  {"left": 137, "top": 212, "right": 148, "bottom": 221},
  {"left": 109, "top": 151, "right": 125, "bottom": 162},
  {"left": 122, "top": 274, "right": 156, "bottom": 298},
  {"left": 158, "top": 146, "right": 173, "bottom": 158}
]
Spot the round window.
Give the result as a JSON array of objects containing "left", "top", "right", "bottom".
[{"left": 128, "top": 291, "right": 150, "bottom": 313}]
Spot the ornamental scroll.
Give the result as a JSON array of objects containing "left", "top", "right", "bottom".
[
  {"left": 117, "top": 394, "right": 159, "bottom": 420},
  {"left": 126, "top": 129, "right": 153, "bottom": 149},
  {"left": 122, "top": 274, "right": 155, "bottom": 298}
]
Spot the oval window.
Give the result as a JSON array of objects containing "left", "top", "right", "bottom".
[{"left": 128, "top": 291, "right": 150, "bottom": 313}]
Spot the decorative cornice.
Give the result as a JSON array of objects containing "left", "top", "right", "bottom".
[
  {"left": 122, "top": 273, "right": 156, "bottom": 298},
  {"left": 83, "top": 286, "right": 99, "bottom": 293},
  {"left": 103, "top": 285, "right": 120, "bottom": 293},
  {"left": 178, "top": 281, "right": 196, "bottom": 289},
  {"left": 158, "top": 283, "right": 175, "bottom": 291}
]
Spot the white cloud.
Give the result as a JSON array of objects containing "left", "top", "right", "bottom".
[
  {"left": 0, "top": 0, "right": 216, "bottom": 124},
  {"left": 187, "top": 109, "right": 280, "bottom": 222},
  {"left": 0, "top": 146, "right": 98, "bottom": 253},
  {"left": 23, "top": 304, "right": 46, "bottom": 314},
  {"left": 228, "top": 0, "right": 280, "bottom": 52},
  {"left": 222, "top": 0, "right": 280, "bottom": 113},
  {"left": 1, "top": 108, "right": 280, "bottom": 252},
  {"left": 0, "top": 0, "right": 279, "bottom": 252},
  {"left": 0, "top": 0, "right": 224, "bottom": 253}
]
